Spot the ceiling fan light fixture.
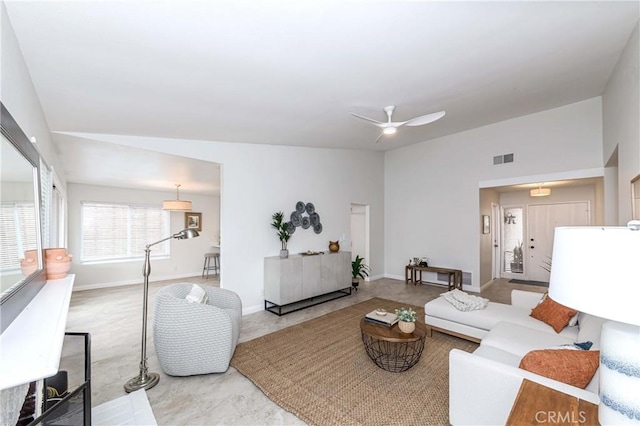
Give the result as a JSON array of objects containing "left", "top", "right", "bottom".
[
  {"left": 163, "top": 184, "right": 193, "bottom": 211},
  {"left": 383, "top": 127, "right": 397, "bottom": 135},
  {"left": 530, "top": 184, "right": 551, "bottom": 197}
]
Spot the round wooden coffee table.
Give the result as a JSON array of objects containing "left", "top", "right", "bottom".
[{"left": 359, "top": 318, "right": 427, "bottom": 372}]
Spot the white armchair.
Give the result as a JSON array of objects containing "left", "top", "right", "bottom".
[{"left": 153, "top": 283, "right": 242, "bottom": 376}]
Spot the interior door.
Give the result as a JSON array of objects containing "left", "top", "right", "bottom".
[{"left": 527, "top": 202, "right": 590, "bottom": 282}]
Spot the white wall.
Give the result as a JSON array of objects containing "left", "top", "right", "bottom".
[
  {"left": 0, "top": 4, "right": 66, "bottom": 419},
  {"left": 67, "top": 184, "right": 219, "bottom": 290},
  {"left": 385, "top": 98, "right": 603, "bottom": 291},
  {"left": 68, "top": 134, "right": 385, "bottom": 313},
  {"left": 603, "top": 21, "right": 640, "bottom": 225},
  {"left": 1, "top": 3, "right": 64, "bottom": 185}
]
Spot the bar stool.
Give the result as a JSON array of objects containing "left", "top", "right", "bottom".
[{"left": 202, "top": 252, "right": 220, "bottom": 278}]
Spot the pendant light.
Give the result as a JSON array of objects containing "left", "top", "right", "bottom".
[
  {"left": 530, "top": 183, "right": 551, "bottom": 197},
  {"left": 163, "top": 184, "right": 192, "bottom": 211}
]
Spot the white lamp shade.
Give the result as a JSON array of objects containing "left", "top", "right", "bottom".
[
  {"left": 162, "top": 200, "right": 192, "bottom": 211},
  {"left": 549, "top": 226, "right": 640, "bottom": 326},
  {"left": 530, "top": 187, "right": 551, "bottom": 197}
]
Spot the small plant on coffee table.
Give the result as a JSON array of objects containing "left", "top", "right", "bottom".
[
  {"left": 395, "top": 307, "right": 417, "bottom": 333},
  {"left": 351, "top": 255, "right": 369, "bottom": 291},
  {"left": 395, "top": 307, "right": 417, "bottom": 323}
]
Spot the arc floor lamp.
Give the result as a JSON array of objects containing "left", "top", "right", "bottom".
[{"left": 124, "top": 228, "right": 199, "bottom": 393}]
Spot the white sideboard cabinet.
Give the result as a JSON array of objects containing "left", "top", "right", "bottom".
[{"left": 264, "top": 252, "right": 352, "bottom": 315}]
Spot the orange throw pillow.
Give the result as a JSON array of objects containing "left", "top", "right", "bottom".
[
  {"left": 530, "top": 295, "right": 578, "bottom": 333},
  {"left": 519, "top": 349, "right": 600, "bottom": 389}
]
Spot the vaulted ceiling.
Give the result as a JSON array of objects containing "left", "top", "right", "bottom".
[{"left": 4, "top": 1, "right": 639, "bottom": 192}]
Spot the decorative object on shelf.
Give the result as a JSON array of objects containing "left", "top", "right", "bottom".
[
  {"left": 271, "top": 211, "right": 292, "bottom": 258},
  {"left": 124, "top": 228, "right": 199, "bottom": 393},
  {"left": 395, "top": 307, "right": 417, "bottom": 333},
  {"left": 163, "top": 184, "right": 192, "bottom": 211},
  {"left": 548, "top": 222, "right": 640, "bottom": 425},
  {"left": 184, "top": 211, "right": 202, "bottom": 231},
  {"left": 329, "top": 240, "right": 340, "bottom": 253},
  {"left": 20, "top": 249, "right": 39, "bottom": 276},
  {"left": 302, "top": 250, "right": 323, "bottom": 256},
  {"left": 351, "top": 255, "right": 369, "bottom": 291},
  {"left": 409, "top": 257, "right": 428, "bottom": 267},
  {"left": 44, "top": 248, "right": 73, "bottom": 280}
]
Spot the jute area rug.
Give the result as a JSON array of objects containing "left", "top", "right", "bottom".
[{"left": 230, "top": 297, "right": 479, "bottom": 426}]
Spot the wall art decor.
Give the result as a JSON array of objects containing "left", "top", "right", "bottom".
[
  {"left": 289, "top": 201, "right": 322, "bottom": 234},
  {"left": 185, "top": 212, "right": 202, "bottom": 231},
  {"left": 482, "top": 215, "right": 490, "bottom": 234}
]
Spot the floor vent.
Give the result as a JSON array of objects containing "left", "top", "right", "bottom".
[{"left": 435, "top": 272, "right": 471, "bottom": 286}]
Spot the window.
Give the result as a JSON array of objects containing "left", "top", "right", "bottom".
[
  {"left": 0, "top": 202, "right": 37, "bottom": 272},
  {"left": 81, "top": 202, "right": 170, "bottom": 262}
]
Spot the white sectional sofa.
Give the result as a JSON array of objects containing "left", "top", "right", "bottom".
[{"left": 424, "top": 289, "right": 607, "bottom": 425}]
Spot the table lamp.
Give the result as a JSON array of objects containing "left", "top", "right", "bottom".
[{"left": 549, "top": 221, "right": 640, "bottom": 425}]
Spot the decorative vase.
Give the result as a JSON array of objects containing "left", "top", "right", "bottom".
[
  {"left": 329, "top": 240, "right": 340, "bottom": 253},
  {"left": 20, "top": 250, "right": 39, "bottom": 276},
  {"left": 398, "top": 321, "right": 415, "bottom": 334},
  {"left": 44, "top": 248, "right": 72, "bottom": 280},
  {"left": 280, "top": 249, "right": 289, "bottom": 259}
]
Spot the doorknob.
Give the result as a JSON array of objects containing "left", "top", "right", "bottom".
[{"left": 530, "top": 246, "right": 535, "bottom": 249}]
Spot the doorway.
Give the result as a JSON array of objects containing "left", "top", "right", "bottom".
[
  {"left": 527, "top": 202, "right": 590, "bottom": 282},
  {"left": 350, "top": 204, "right": 370, "bottom": 280}
]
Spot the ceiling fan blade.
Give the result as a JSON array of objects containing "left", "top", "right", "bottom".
[
  {"left": 404, "top": 111, "right": 446, "bottom": 127},
  {"left": 351, "top": 113, "right": 385, "bottom": 128},
  {"left": 374, "top": 132, "right": 385, "bottom": 144}
]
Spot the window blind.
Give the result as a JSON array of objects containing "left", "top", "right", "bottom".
[
  {"left": 81, "top": 202, "right": 169, "bottom": 262},
  {"left": 0, "top": 202, "right": 37, "bottom": 271}
]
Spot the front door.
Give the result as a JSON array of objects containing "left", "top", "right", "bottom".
[{"left": 527, "top": 202, "right": 590, "bottom": 282}]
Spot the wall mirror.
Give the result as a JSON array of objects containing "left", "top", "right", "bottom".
[
  {"left": 0, "top": 103, "right": 46, "bottom": 333},
  {"left": 632, "top": 174, "right": 640, "bottom": 220}
]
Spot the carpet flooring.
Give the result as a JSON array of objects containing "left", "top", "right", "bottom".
[{"left": 230, "top": 297, "right": 479, "bottom": 426}]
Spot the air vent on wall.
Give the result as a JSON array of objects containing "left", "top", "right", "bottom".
[{"left": 493, "top": 153, "right": 514, "bottom": 165}]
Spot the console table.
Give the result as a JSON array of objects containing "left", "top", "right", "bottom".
[
  {"left": 405, "top": 265, "right": 462, "bottom": 290},
  {"left": 264, "top": 252, "right": 352, "bottom": 315}
]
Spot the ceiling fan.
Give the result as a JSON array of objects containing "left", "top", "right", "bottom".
[{"left": 351, "top": 105, "right": 445, "bottom": 143}]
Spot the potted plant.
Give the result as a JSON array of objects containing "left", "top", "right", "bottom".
[
  {"left": 395, "top": 307, "right": 417, "bottom": 333},
  {"left": 271, "top": 211, "right": 291, "bottom": 258},
  {"left": 351, "top": 255, "right": 369, "bottom": 291},
  {"left": 510, "top": 241, "right": 524, "bottom": 273}
]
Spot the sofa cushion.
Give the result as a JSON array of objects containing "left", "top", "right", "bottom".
[
  {"left": 481, "top": 322, "right": 576, "bottom": 358},
  {"left": 519, "top": 349, "right": 600, "bottom": 389},
  {"left": 530, "top": 295, "right": 578, "bottom": 333},
  {"left": 577, "top": 313, "right": 608, "bottom": 350},
  {"left": 473, "top": 345, "right": 522, "bottom": 367},
  {"left": 425, "top": 296, "right": 579, "bottom": 339}
]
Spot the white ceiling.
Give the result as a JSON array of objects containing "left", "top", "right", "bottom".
[{"left": 4, "top": 1, "right": 639, "bottom": 192}]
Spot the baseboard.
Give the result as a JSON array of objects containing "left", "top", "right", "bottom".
[
  {"left": 384, "top": 274, "right": 405, "bottom": 281},
  {"left": 73, "top": 272, "right": 203, "bottom": 291},
  {"left": 367, "top": 274, "right": 385, "bottom": 281},
  {"left": 243, "top": 304, "right": 264, "bottom": 315}
]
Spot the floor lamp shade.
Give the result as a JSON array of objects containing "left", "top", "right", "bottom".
[
  {"left": 549, "top": 226, "right": 640, "bottom": 425},
  {"left": 548, "top": 226, "right": 640, "bottom": 326}
]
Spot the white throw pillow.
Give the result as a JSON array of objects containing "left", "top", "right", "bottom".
[{"left": 185, "top": 284, "right": 209, "bottom": 304}]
